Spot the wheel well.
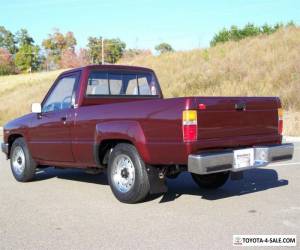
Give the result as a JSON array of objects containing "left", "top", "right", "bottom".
[
  {"left": 96, "top": 139, "right": 133, "bottom": 166},
  {"left": 7, "top": 134, "right": 23, "bottom": 156}
]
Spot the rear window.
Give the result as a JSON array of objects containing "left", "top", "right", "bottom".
[
  {"left": 138, "top": 74, "right": 152, "bottom": 95},
  {"left": 109, "top": 74, "right": 122, "bottom": 95},
  {"left": 123, "top": 74, "right": 138, "bottom": 95},
  {"left": 86, "top": 71, "right": 158, "bottom": 96},
  {"left": 86, "top": 72, "right": 109, "bottom": 95}
]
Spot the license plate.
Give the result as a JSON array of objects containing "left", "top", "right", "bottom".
[{"left": 234, "top": 148, "right": 254, "bottom": 169}]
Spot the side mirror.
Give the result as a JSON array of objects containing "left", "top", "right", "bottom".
[{"left": 31, "top": 103, "right": 42, "bottom": 113}]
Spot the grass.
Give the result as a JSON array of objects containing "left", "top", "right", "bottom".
[
  {"left": 0, "top": 27, "right": 299, "bottom": 135},
  {"left": 284, "top": 111, "right": 300, "bottom": 136},
  {"left": 0, "top": 70, "right": 64, "bottom": 125}
]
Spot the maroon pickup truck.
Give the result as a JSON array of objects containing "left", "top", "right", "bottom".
[{"left": 1, "top": 65, "right": 294, "bottom": 203}]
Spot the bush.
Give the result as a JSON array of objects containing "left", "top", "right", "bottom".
[
  {"left": 155, "top": 43, "right": 174, "bottom": 54},
  {"left": 210, "top": 22, "right": 295, "bottom": 46},
  {"left": 15, "top": 44, "right": 40, "bottom": 72},
  {"left": 60, "top": 48, "right": 90, "bottom": 68},
  {"left": 0, "top": 48, "right": 15, "bottom": 75}
]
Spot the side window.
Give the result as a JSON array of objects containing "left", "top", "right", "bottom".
[
  {"left": 42, "top": 75, "right": 77, "bottom": 113},
  {"left": 86, "top": 72, "right": 109, "bottom": 95}
]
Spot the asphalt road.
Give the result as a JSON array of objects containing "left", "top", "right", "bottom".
[{"left": 0, "top": 138, "right": 299, "bottom": 250}]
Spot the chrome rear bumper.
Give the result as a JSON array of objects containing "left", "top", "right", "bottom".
[{"left": 188, "top": 143, "right": 294, "bottom": 175}]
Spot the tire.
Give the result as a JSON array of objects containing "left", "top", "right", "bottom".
[
  {"left": 10, "top": 138, "right": 37, "bottom": 182},
  {"left": 191, "top": 172, "right": 229, "bottom": 189},
  {"left": 107, "top": 143, "right": 150, "bottom": 203}
]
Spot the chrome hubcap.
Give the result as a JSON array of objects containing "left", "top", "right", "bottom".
[
  {"left": 111, "top": 154, "right": 135, "bottom": 193},
  {"left": 12, "top": 146, "right": 25, "bottom": 175}
]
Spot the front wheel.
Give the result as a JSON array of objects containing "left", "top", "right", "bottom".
[
  {"left": 10, "top": 138, "right": 37, "bottom": 182},
  {"left": 107, "top": 143, "right": 150, "bottom": 203},
  {"left": 191, "top": 172, "right": 229, "bottom": 189}
]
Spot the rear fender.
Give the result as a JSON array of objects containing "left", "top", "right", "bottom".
[{"left": 94, "top": 120, "right": 150, "bottom": 163}]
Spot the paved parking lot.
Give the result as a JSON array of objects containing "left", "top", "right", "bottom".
[{"left": 0, "top": 138, "right": 299, "bottom": 249}]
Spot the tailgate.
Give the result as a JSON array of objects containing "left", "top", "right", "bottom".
[{"left": 194, "top": 97, "right": 280, "bottom": 140}]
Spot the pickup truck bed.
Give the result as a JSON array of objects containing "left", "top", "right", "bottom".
[{"left": 1, "top": 65, "right": 294, "bottom": 203}]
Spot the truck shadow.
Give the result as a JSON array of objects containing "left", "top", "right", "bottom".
[
  {"left": 35, "top": 167, "right": 108, "bottom": 185},
  {"left": 159, "top": 168, "right": 288, "bottom": 203},
  {"left": 34, "top": 167, "right": 288, "bottom": 203}
]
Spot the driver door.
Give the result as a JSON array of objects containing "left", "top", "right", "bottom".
[{"left": 29, "top": 72, "right": 80, "bottom": 162}]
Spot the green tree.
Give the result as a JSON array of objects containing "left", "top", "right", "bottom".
[
  {"left": 42, "top": 29, "right": 77, "bottom": 67},
  {"left": 287, "top": 21, "right": 295, "bottom": 27},
  {"left": 105, "top": 38, "right": 126, "bottom": 63},
  {"left": 16, "top": 28, "right": 34, "bottom": 46},
  {"left": 14, "top": 29, "right": 41, "bottom": 72},
  {"left": 87, "top": 37, "right": 102, "bottom": 64},
  {"left": 87, "top": 37, "right": 126, "bottom": 64},
  {"left": 210, "top": 28, "right": 231, "bottom": 46},
  {"left": 155, "top": 43, "right": 174, "bottom": 54},
  {"left": 240, "top": 23, "right": 260, "bottom": 38},
  {"left": 261, "top": 24, "right": 273, "bottom": 35},
  {"left": 15, "top": 44, "right": 40, "bottom": 72},
  {"left": 0, "top": 26, "right": 17, "bottom": 54},
  {"left": 230, "top": 25, "right": 242, "bottom": 41}
]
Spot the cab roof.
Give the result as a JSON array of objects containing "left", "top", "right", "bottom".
[{"left": 61, "top": 64, "right": 154, "bottom": 75}]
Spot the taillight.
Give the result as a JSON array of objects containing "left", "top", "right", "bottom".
[
  {"left": 182, "top": 110, "right": 197, "bottom": 142},
  {"left": 278, "top": 108, "right": 283, "bottom": 135}
]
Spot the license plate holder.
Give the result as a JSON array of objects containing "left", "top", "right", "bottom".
[{"left": 234, "top": 148, "right": 254, "bottom": 169}]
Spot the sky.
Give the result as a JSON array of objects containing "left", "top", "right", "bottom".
[{"left": 0, "top": 0, "right": 299, "bottom": 51}]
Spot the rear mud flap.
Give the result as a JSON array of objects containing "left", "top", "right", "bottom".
[{"left": 146, "top": 165, "right": 168, "bottom": 194}]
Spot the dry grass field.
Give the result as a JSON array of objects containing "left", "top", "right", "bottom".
[
  {"left": 0, "top": 27, "right": 299, "bottom": 135},
  {"left": 0, "top": 70, "right": 64, "bottom": 125}
]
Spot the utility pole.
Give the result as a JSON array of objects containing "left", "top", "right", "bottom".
[{"left": 101, "top": 37, "right": 104, "bottom": 64}]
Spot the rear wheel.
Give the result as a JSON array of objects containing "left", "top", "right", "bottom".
[
  {"left": 107, "top": 143, "right": 150, "bottom": 203},
  {"left": 191, "top": 172, "right": 229, "bottom": 189},
  {"left": 10, "top": 138, "right": 36, "bottom": 182}
]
